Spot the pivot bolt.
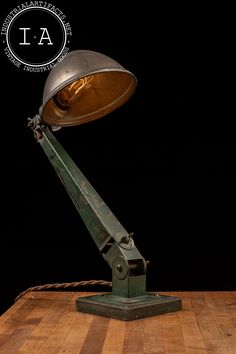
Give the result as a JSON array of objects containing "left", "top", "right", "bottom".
[{"left": 117, "top": 264, "right": 123, "bottom": 272}]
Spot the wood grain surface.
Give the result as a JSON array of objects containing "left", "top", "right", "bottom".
[{"left": 0, "top": 291, "right": 236, "bottom": 353}]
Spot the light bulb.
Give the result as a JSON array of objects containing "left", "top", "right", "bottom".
[{"left": 53, "top": 75, "right": 93, "bottom": 111}]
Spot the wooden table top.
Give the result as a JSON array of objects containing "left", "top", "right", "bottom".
[{"left": 0, "top": 291, "right": 236, "bottom": 353}]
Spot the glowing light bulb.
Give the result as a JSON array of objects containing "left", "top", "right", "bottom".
[{"left": 53, "top": 75, "right": 93, "bottom": 111}]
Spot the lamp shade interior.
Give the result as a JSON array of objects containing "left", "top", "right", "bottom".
[{"left": 42, "top": 50, "right": 137, "bottom": 127}]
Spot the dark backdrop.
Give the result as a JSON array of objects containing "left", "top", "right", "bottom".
[{"left": 0, "top": 2, "right": 234, "bottom": 314}]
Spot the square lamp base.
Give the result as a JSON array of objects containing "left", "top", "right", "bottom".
[{"left": 76, "top": 293, "right": 182, "bottom": 321}]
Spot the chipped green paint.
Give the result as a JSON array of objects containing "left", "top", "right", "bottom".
[{"left": 36, "top": 126, "right": 181, "bottom": 320}]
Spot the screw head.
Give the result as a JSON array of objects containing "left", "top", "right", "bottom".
[{"left": 117, "top": 264, "right": 123, "bottom": 272}]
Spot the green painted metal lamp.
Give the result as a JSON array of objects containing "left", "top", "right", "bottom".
[{"left": 28, "top": 50, "right": 182, "bottom": 320}]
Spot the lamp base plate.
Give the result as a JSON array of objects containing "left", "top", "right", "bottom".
[{"left": 76, "top": 293, "right": 182, "bottom": 321}]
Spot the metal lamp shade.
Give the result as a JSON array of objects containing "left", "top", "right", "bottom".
[{"left": 41, "top": 50, "right": 137, "bottom": 127}]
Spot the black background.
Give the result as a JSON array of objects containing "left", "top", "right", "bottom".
[{"left": 0, "top": 2, "right": 234, "bottom": 314}]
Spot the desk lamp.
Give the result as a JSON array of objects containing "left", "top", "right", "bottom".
[{"left": 28, "top": 50, "right": 182, "bottom": 320}]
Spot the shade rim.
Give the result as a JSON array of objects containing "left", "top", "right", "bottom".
[
  {"left": 42, "top": 68, "right": 136, "bottom": 119},
  {"left": 42, "top": 71, "right": 137, "bottom": 127}
]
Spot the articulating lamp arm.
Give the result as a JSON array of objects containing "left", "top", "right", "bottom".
[{"left": 28, "top": 119, "right": 147, "bottom": 298}]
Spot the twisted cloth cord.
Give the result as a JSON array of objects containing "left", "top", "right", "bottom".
[{"left": 15, "top": 280, "right": 112, "bottom": 302}]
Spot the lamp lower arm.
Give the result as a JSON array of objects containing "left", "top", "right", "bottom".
[
  {"left": 28, "top": 121, "right": 182, "bottom": 320},
  {"left": 35, "top": 125, "right": 147, "bottom": 297}
]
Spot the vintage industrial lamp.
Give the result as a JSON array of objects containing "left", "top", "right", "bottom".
[{"left": 28, "top": 50, "right": 182, "bottom": 320}]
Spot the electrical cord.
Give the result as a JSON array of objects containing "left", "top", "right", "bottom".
[{"left": 15, "top": 280, "right": 112, "bottom": 302}]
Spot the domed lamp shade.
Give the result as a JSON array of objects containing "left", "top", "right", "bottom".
[
  {"left": 28, "top": 50, "right": 182, "bottom": 320},
  {"left": 41, "top": 50, "right": 137, "bottom": 127}
]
